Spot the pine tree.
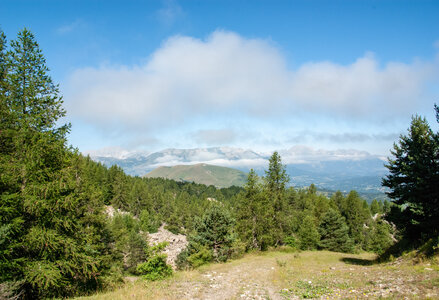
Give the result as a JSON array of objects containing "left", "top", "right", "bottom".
[
  {"left": 319, "top": 209, "right": 354, "bottom": 253},
  {"left": 236, "top": 170, "right": 273, "bottom": 250},
  {"left": 264, "top": 152, "right": 289, "bottom": 246},
  {"left": 191, "top": 204, "right": 235, "bottom": 261},
  {"left": 6, "top": 28, "right": 67, "bottom": 133},
  {"left": 0, "top": 29, "right": 112, "bottom": 298},
  {"left": 383, "top": 113, "right": 439, "bottom": 240},
  {"left": 367, "top": 217, "right": 393, "bottom": 254},
  {"left": 343, "top": 191, "right": 369, "bottom": 247},
  {"left": 370, "top": 199, "right": 381, "bottom": 215},
  {"left": 331, "top": 190, "right": 346, "bottom": 213},
  {"left": 297, "top": 214, "right": 320, "bottom": 250}
]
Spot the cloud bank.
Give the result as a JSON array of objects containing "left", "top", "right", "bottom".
[{"left": 65, "top": 30, "right": 438, "bottom": 132}]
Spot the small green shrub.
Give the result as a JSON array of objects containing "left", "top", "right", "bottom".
[
  {"left": 284, "top": 236, "right": 298, "bottom": 249},
  {"left": 187, "top": 246, "right": 213, "bottom": 268},
  {"left": 230, "top": 239, "right": 246, "bottom": 259},
  {"left": 136, "top": 254, "right": 173, "bottom": 281},
  {"left": 176, "top": 249, "right": 190, "bottom": 270}
]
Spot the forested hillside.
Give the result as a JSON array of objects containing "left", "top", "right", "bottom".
[
  {"left": 1, "top": 28, "right": 437, "bottom": 299},
  {"left": 144, "top": 163, "right": 248, "bottom": 188}
]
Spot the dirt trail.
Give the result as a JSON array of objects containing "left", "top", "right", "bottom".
[
  {"left": 172, "top": 254, "right": 283, "bottom": 300},
  {"left": 80, "top": 250, "right": 439, "bottom": 300}
]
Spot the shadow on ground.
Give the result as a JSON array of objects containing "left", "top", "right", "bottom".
[{"left": 340, "top": 257, "right": 375, "bottom": 266}]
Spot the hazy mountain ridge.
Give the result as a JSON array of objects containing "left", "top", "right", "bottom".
[{"left": 88, "top": 146, "right": 389, "bottom": 199}]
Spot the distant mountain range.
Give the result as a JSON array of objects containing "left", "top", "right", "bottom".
[
  {"left": 144, "top": 163, "right": 247, "bottom": 188},
  {"left": 87, "top": 146, "right": 390, "bottom": 200}
]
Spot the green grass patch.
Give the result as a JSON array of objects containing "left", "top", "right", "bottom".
[{"left": 281, "top": 280, "right": 332, "bottom": 299}]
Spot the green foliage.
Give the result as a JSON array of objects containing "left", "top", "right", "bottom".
[
  {"left": 108, "top": 213, "right": 148, "bottom": 274},
  {"left": 0, "top": 280, "right": 23, "bottom": 300},
  {"left": 191, "top": 203, "right": 235, "bottom": 262},
  {"left": 187, "top": 245, "right": 214, "bottom": 267},
  {"left": 319, "top": 209, "right": 354, "bottom": 253},
  {"left": 383, "top": 111, "right": 439, "bottom": 241},
  {"left": 370, "top": 199, "right": 381, "bottom": 215},
  {"left": 6, "top": 28, "right": 68, "bottom": 133},
  {"left": 298, "top": 215, "right": 320, "bottom": 250},
  {"left": 284, "top": 236, "right": 298, "bottom": 249},
  {"left": 136, "top": 241, "right": 172, "bottom": 281},
  {"left": 366, "top": 218, "right": 393, "bottom": 255},
  {"left": 229, "top": 238, "right": 246, "bottom": 259},
  {"left": 136, "top": 254, "right": 173, "bottom": 281},
  {"left": 235, "top": 152, "right": 384, "bottom": 255},
  {"left": 283, "top": 280, "right": 331, "bottom": 299},
  {"left": 342, "top": 191, "right": 369, "bottom": 248},
  {"left": 0, "top": 29, "right": 115, "bottom": 298},
  {"left": 236, "top": 170, "right": 273, "bottom": 251},
  {"left": 264, "top": 152, "right": 290, "bottom": 246}
]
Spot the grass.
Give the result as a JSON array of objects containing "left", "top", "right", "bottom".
[{"left": 76, "top": 250, "right": 439, "bottom": 299}]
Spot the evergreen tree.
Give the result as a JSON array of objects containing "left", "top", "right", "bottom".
[
  {"left": 343, "top": 191, "right": 369, "bottom": 247},
  {"left": 264, "top": 152, "right": 289, "bottom": 246},
  {"left": 191, "top": 204, "right": 235, "bottom": 261},
  {"left": 236, "top": 170, "right": 273, "bottom": 250},
  {"left": 333, "top": 190, "right": 345, "bottom": 209},
  {"left": 6, "top": 28, "right": 68, "bottom": 134},
  {"left": 108, "top": 213, "right": 148, "bottom": 273},
  {"left": 0, "top": 29, "right": 112, "bottom": 298},
  {"left": 370, "top": 199, "right": 381, "bottom": 215},
  {"left": 297, "top": 214, "right": 320, "bottom": 250},
  {"left": 367, "top": 217, "right": 393, "bottom": 254},
  {"left": 383, "top": 112, "right": 439, "bottom": 240},
  {"left": 319, "top": 209, "right": 354, "bottom": 253}
]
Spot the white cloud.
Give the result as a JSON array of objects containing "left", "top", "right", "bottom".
[
  {"left": 287, "top": 130, "right": 400, "bottom": 144},
  {"left": 65, "top": 30, "right": 438, "bottom": 132},
  {"left": 279, "top": 146, "right": 384, "bottom": 165},
  {"left": 290, "top": 54, "right": 435, "bottom": 115}
]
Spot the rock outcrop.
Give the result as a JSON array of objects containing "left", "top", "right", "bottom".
[{"left": 148, "top": 224, "right": 188, "bottom": 269}]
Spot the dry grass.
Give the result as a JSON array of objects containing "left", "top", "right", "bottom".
[{"left": 77, "top": 250, "right": 439, "bottom": 299}]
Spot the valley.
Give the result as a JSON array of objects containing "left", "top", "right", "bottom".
[{"left": 89, "top": 147, "right": 389, "bottom": 200}]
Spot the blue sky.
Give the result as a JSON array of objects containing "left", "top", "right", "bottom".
[{"left": 1, "top": 0, "right": 438, "bottom": 156}]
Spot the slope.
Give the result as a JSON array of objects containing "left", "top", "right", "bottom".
[{"left": 144, "top": 163, "right": 247, "bottom": 188}]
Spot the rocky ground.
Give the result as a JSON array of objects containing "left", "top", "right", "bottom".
[{"left": 79, "top": 250, "right": 439, "bottom": 300}]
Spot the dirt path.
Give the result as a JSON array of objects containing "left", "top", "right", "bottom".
[
  {"left": 172, "top": 254, "right": 283, "bottom": 300},
  {"left": 81, "top": 250, "right": 439, "bottom": 300}
]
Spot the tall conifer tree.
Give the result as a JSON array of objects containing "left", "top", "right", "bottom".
[
  {"left": 0, "top": 29, "right": 111, "bottom": 298},
  {"left": 264, "top": 152, "right": 289, "bottom": 246},
  {"left": 383, "top": 112, "right": 439, "bottom": 240}
]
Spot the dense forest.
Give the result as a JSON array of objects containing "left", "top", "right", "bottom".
[{"left": 1, "top": 28, "right": 437, "bottom": 299}]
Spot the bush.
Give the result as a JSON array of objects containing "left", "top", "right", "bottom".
[
  {"left": 284, "top": 236, "right": 298, "bottom": 249},
  {"left": 176, "top": 249, "right": 191, "bottom": 270},
  {"left": 136, "top": 254, "right": 173, "bottom": 281},
  {"left": 187, "top": 246, "right": 213, "bottom": 268},
  {"left": 229, "top": 239, "right": 246, "bottom": 259}
]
